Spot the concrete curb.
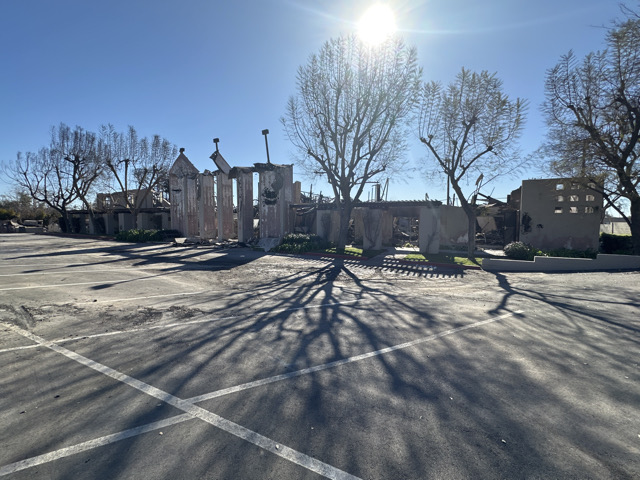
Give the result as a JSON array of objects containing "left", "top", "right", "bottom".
[{"left": 482, "top": 254, "right": 640, "bottom": 272}]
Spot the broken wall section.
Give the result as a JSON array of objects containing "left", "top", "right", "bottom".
[{"left": 519, "top": 178, "right": 603, "bottom": 251}]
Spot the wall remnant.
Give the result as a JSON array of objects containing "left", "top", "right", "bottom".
[
  {"left": 169, "top": 149, "right": 200, "bottom": 238},
  {"left": 519, "top": 178, "right": 603, "bottom": 251}
]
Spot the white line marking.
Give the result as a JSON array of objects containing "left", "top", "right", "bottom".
[
  {"left": 0, "top": 414, "right": 192, "bottom": 476},
  {"left": 0, "top": 343, "right": 40, "bottom": 353},
  {"left": 0, "top": 268, "right": 160, "bottom": 277},
  {"left": 188, "top": 310, "right": 523, "bottom": 403},
  {"left": 54, "top": 300, "right": 362, "bottom": 343},
  {"left": 0, "top": 310, "right": 522, "bottom": 477},
  {"left": 0, "top": 300, "right": 361, "bottom": 354},
  {"left": 0, "top": 277, "right": 160, "bottom": 291},
  {"left": 0, "top": 322, "right": 360, "bottom": 480},
  {"left": 75, "top": 290, "right": 208, "bottom": 305}
]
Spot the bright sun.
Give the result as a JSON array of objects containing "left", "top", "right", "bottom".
[{"left": 357, "top": 4, "right": 397, "bottom": 46}]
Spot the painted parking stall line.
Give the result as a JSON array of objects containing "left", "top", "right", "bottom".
[
  {"left": 189, "top": 309, "right": 524, "bottom": 403},
  {"left": 0, "top": 321, "right": 361, "bottom": 480},
  {"left": 0, "top": 310, "right": 523, "bottom": 477},
  {"left": 0, "top": 300, "right": 362, "bottom": 354}
]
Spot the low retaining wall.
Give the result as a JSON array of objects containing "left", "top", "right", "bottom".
[{"left": 482, "top": 254, "right": 640, "bottom": 272}]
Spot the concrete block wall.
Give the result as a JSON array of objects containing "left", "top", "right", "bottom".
[{"left": 482, "top": 254, "right": 640, "bottom": 272}]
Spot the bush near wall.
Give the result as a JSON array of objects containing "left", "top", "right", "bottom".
[
  {"left": 600, "top": 233, "right": 634, "bottom": 255},
  {"left": 272, "top": 233, "right": 332, "bottom": 254},
  {"left": 115, "top": 229, "right": 182, "bottom": 243},
  {"left": 503, "top": 242, "right": 597, "bottom": 260}
]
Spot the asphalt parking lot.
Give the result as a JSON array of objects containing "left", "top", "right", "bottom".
[{"left": 0, "top": 233, "right": 638, "bottom": 479}]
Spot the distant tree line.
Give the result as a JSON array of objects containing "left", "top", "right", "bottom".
[{"left": 2, "top": 124, "right": 177, "bottom": 232}]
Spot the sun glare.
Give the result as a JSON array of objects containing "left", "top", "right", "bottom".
[{"left": 357, "top": 4, "right": 397, "bottom": 46}]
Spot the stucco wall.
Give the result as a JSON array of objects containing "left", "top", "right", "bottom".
[
  {"left": 520, "top": 178, "right": 602, "bottom": 250},
  {"left": 439, "top": 205, "right": 468, "bottom": 246}
]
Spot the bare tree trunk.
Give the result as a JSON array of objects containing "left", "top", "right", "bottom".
[
  {"left": 463, "top": 205, "right": 476, "bottom": 258},
  {"left": 132, "top": 209, "right": 139, "bottom": 230},
  {"left": 337, "top": 201, "right": 352, "bottom": 249},
  {"left": 60, "top": 210, "right": 71, "bottom": 233}
]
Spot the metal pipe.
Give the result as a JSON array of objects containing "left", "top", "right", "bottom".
[{"left": 261, "top": 129, "right": 270, "bottom": 164}]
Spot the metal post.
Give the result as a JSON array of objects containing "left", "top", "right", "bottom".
[{"left": 261, "top": 129, "right": 271, "bottom": 164}]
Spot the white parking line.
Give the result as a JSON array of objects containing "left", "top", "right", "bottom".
[
  {"left": 0, "top": 268, "right": 160, "bottom": 277},
  {"left": 0, "top": 300, "right": 361, "bottom": 354},
  {"left": 0, "top": 310, "right": 522, "bottom": 477},
  {"left": 0, "top": 274, "right": 166, "bottom": 291},
  {"left": 188, "top": 310, "right": 523, "bottom": 403},
  {"left": 0, "top": 321, "right": 361, "bottom": 480},
  {"left": 0, "top": 414, "right": 192, "bottom": 476}
]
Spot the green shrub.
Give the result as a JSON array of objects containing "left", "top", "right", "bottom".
[
  {"left": 115, "top": 229, "right": 182, "bottom": 243},
  {"left": 505, "top": 242, "right": 599, "bottom": 260},
  {"left": 0, "top": 207, "right": 17, "bottom": 221},
  {"left": 503, "top": 242, "right": 540, "bottom": 261},
  {"left": 545, "top": 248, "right": 597, "bottom": 259},
  {"left": 600, "top": 233, "right": 633, "bottom": 254},
  {"left": 272, "top": 233, "right": 332, "bottom": 254}
]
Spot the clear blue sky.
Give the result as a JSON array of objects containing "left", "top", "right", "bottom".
[{"left": 0, "top": 0, "right": 624, "bottom": 203}]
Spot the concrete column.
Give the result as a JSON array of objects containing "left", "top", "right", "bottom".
[
  {"left": 419, "top": 204, "right": 441, "bottom": 254},
  {"left": 169, "top": 151, "right": 201, "bottom": 238},
  {"left": 293, "top": 181, "right": 302, "bottom": 204},
  {"left": 119, "top": 212, "right": 134, "bottom": 232},
  {"left": 362, "top": 208, "right": 383, "bottom": 250},
  {"left": 104, "top": 214, "right": 116, "bottom": 235},
  {"left": 198, "top": 172, "right": 216, "bottom": 239},
  {"left": 258, "top": 168, "right": 281, "bottom": 239},
  {"left": 217, "top": 172, "right": 234, "bottom": 240},
  {"left": 184, "top": 176, "right": 199, "bottom": 237},
  {"left": 316, "top": 210, "right": 340, "bottom": 244},
  {"left": 257, "top": 164, "right": 294, "bottom": 240},
  {"left": 381, "top": 210, "right": 393, "bottom": 246},
  {"left": 237, "top": 170, "right": 254, "bottom": 243},
  {"left": 280, "top": 165, "right": 293, "bottom": 237}
]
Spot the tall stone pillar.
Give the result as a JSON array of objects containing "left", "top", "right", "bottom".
[
  {"left": 216, "top": 172, "right": 234, "bottom": 241},
  {"left": 236, "top": 169, "right": 254, "bottom": 243},
  {"left": 256, "top": 163, "right": 294, "bottom": 240},
  {"left": 198, "top": 171, "right": 216, "bottom": 239},
  {"left": 419, "top": 203, "right": 441, "bottom": 254},
  {"left": 169, "top": 150, "right": 200, "bottom": 237},
  {"left": 362, "top": 208, "right": 383, "bottom": 250}
]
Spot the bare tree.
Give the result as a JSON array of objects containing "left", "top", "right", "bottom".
[
  {"left": 100, "top": 125, "right": 177, "bottom": 229},
  {"left": 542, "top": 12, "right": 640, "bottom": 253},
  {"left": 417, "top": 68, "right": 527, "bottom": 257},
  {"left": 3, "top": 123, "right": 103, "bottom": 232},
  {"left": 50, "top": 124, "right": 105, "bottom": 231},
  {"left": 282, "top": 35, "right": 421, "bottom": 248}
]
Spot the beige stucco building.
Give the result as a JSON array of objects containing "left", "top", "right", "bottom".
[{"left": 519, "top": 178, "right": 603, "bottom": 251}]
